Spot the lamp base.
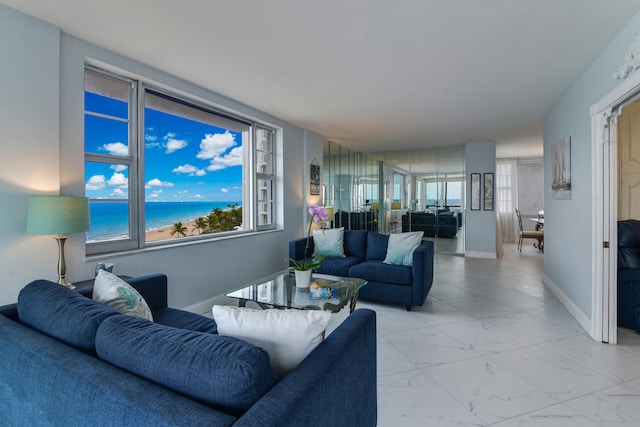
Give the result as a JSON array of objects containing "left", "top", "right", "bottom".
[{"left": 57, "top": 278, "right": 76, "bottom": 290}]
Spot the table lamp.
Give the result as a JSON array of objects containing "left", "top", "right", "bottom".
[
  {"left": 323, "top": 206, "right": 334, "bottom": 228},
  {"left": 27, "top": 196, "right": 90, "bottom": 289}
]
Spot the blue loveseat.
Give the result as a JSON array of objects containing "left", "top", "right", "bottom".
[
  {"left": 0, "top": 274, "right": 377, "bottom": 426},
  {"left": 289, "top": 230, "right": 434, "bottom": 310}
]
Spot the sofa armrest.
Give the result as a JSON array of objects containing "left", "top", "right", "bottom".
[
  {"left": 288, "top": 237, "right": 314, "bottom": 265},
  {"left": 235, "top": 309, "right": 377, "bottom": 427},
  {"left": 411, "top": 240, "right": 434, "bottom": 306},
  {"left": 125, "top": 273, "right": 168, "bottom": 311}
]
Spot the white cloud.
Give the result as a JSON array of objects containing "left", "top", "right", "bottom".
[
  {"left": 85, "top": 175, "right": 106, "bottom": 191},
  {"left": 146, "top": 178, "right": 174, "bottom": 188},
  {"left": 165, "top": 136, "right": 188, "bottom": 154},
  {"left": 145, "top": 133, "right": 158, "bottom": 142},
  {"left": 173, "top": 164, "right": 197, "bottom": 174},
  {"left": 206, "top": 146, "right": 243, "bottom": 171},
  {"left": 178, "top": 190, "right": 189, "bottom": 194},
  {"left": 148, "top": 189, "right": 163, "bottom": 199},
  {"left": 111, "top": 164, "right": 127, "bottom": 172},
  {"left": 197, "top": 131, "right": 236, "bottom": 160},
  {"left": 192, "top": 194, "right": 204, "bottom": 199},
  {"left": 108, "top": 172, "right": 128, "bottom": 188},
  {"left": 221, "top": 188, "right": 229, "bottom": 193},
  {"left": 172, "top": 164, "right": 206, "bottom": 176},
  {"left": 102, "top": 142, "right": 129, "bottom": 156},
  {"left": 111, "top": 188, "right": 127, "bottom": 197}
]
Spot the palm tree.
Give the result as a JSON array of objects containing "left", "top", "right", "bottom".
[
  {"left": 192, "top": 217, "right": 208, "bottom": 234},
  {"left": 169, "top": 221, "right": 187, "bottom": 238}
]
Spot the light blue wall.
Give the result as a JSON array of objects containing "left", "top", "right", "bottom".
[
  {"left": 0, "top": 5, "right": 61, "bottom": 305},
  {"left": 544, "top": 11, "right": 640, "bottom": 318},
  {"left": 0, "top": 5, "right": 310, "bottom": 307},
  {"left": 465, "top": 142, "right": 496, "bottom": 257}
]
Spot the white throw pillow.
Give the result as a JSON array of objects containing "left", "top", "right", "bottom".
[
  {"left": 312, "top": 227, "right": 345, "bottom": 258},
  {"left": 93, "top": 270, "right": 153, "bottom": 321},
  {"left": 212, "top": 305, "right": 331, "bottom": 377},
  {"left": 383, "top": 231, "right": 424, "bottom": 266}
]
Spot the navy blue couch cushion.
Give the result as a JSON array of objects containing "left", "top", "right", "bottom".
[
  {"left": 17, "top": 280, "right": 119, "bottom": 354},
  {"left": 316, "top": 256, "right": 363, "bottom": 277},
  {"left": 153, "top": 307, "right": 218, "bottom": 333},
  {"left": 95, "top": 315, "right": 277, "bottom": 413},
  {"left": 350, "top": 260, "right": 413, "bottom": 285},
  {"left": 344, "top": 230, "right": 368, "bottom": 259},
  {"left": 366, "top": 231, "right": 389, "bottom": 260}
]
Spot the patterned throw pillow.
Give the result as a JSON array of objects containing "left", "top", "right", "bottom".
[{"left": 93, "top": 270, "right": 153, "bottom": 321}]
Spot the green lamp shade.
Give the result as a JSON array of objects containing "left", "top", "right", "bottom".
[{"left": 27, "top": 196, "right": 90, "bottom": 235}]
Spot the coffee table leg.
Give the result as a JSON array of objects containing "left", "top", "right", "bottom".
[{"left": 349, "top": 294, "right": 360, "bottom": 314}]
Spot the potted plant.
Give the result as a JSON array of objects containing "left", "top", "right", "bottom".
[{"left": 286, "top": 205, "right": 328, "bottom": 288}]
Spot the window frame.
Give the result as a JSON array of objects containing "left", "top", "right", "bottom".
[{"left": 84, "top": 64, "right": 278, "bottom": 256}]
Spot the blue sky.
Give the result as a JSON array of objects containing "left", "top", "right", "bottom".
[{"left": 85, "top": 92, "right": 243, "bottom": 203}]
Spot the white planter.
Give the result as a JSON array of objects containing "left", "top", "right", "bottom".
[{"left": 294, "top": 269, "right": 312, "bottom": 288}]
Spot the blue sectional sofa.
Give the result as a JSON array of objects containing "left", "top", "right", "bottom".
[
  {"left": 289, "top": 230, "right": 434, "bottom": 310},
  {"left": 0, "top": 274, "right": 377, "bottom": 426}
]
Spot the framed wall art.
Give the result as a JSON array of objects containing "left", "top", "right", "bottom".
[
  {"left": 310, "top": 159, "right": 320, "bottom": 195},
  {"left": 551, "top": 136, "right": 571, "bottom": 200},
  {"left": 483, "top": 172, "right": 494, "bottom": 211},
  {"left": 471, "top": 173, "right": 481, "bottom": 210}
]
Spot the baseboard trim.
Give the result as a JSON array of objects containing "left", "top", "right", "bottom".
[
  {"left": 465, "top": 250, "right": 497, "bottom": 259},
  {"left": 542, "top": 273, "right": 591, "bottom": 337}
]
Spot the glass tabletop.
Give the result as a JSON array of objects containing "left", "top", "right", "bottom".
[{"left": 225, "top": 270, "right": 368, "bottom": 313}]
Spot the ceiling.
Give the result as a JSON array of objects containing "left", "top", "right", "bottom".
[{"left": 4, "top": 0, "right": 640, "bottom": 158}]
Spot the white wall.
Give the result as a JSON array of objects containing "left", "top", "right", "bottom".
[
  {"left": 0, "top": 5, "right": 311, "bottom": 307},
  {"left": 465, "top": 141, "right": 497, "bottom": 258},
  {"left": 543, "top": 10, "right": 640, "bottom": 319}
]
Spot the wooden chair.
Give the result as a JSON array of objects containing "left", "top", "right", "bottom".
[{"left": 515, "top": 208, "right": 544, "bottom": 252}]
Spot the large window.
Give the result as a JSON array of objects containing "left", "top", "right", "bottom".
[{"left": 84, "top": 67, "right": 277, "bottom": 255}]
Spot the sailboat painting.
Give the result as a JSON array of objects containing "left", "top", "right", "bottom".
[{"left": 552, "top": 136, "right": 571, "bottom": 200}]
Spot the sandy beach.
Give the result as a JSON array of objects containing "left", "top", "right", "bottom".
[{"left": 146, "top": 219, "right": 203, "bottom": 242}]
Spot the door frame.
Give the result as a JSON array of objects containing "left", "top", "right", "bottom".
[{"left": 590, "top": 70, "right": 640, "bottom": 343}]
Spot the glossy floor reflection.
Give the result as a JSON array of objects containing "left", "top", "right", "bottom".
[{"left": 360, "top": 243, "right": 640, "bottom": 426}]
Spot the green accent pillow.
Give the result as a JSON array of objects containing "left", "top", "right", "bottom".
[
  {"left": 383, "top": 231, "right": 424, "bottom": 266},
  {"left": 93, "top": 270, "right": 154, "bottom": 321},
  {"left": 312, "top": 227, "right": 345, "bottom": 258}
]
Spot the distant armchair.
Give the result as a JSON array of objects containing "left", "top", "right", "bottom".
[{"left": 617, "top": 219, "right": 640, "bottom": 331}]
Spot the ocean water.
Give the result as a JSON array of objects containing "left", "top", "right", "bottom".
[{"left": 87, "top": 201, "right": 240, "bottom": 242}]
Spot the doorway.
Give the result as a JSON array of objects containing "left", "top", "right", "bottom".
[{"left": 591, "top": 70, "right": 640, "bottom": 344}]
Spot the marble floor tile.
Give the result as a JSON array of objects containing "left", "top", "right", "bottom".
[
  {"left": 489, "top": 404, "right": 601, "bottom": 427},
  {"left": 363, "top": 243, "right": 640, "bottom": 425},
  {"left": 377, "top": 368, "right": 485, "bottom": 427},
  {"left": 488, "top": 344, "right": 622, "bottom": 400},
  {"left": 426, "top": 357, "right": 557, "bottom": 425},
  {"left": 386, "top": 325, "right": 480, "bottom": 366},
  {"left": 566, "top": 383, "right": 640, "bottom": 425}
]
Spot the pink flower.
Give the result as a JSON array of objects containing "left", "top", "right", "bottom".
[{"left": 308, "top": 205, "right": 328, "bottom": 224}]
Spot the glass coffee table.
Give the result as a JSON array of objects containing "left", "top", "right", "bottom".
[{"left": 226, "top": 270, "right": 367, "bottom": 314}]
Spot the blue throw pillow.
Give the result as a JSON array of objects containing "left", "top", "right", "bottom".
[
  {"left": 384, "top": 232, "right": 424, "bottom": 266},
  {"left": 95, "top": 314, "right": 277, "bottom": 413},
  {"left": 312, "top": 227, "right": 346, "bottom": 258}
]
